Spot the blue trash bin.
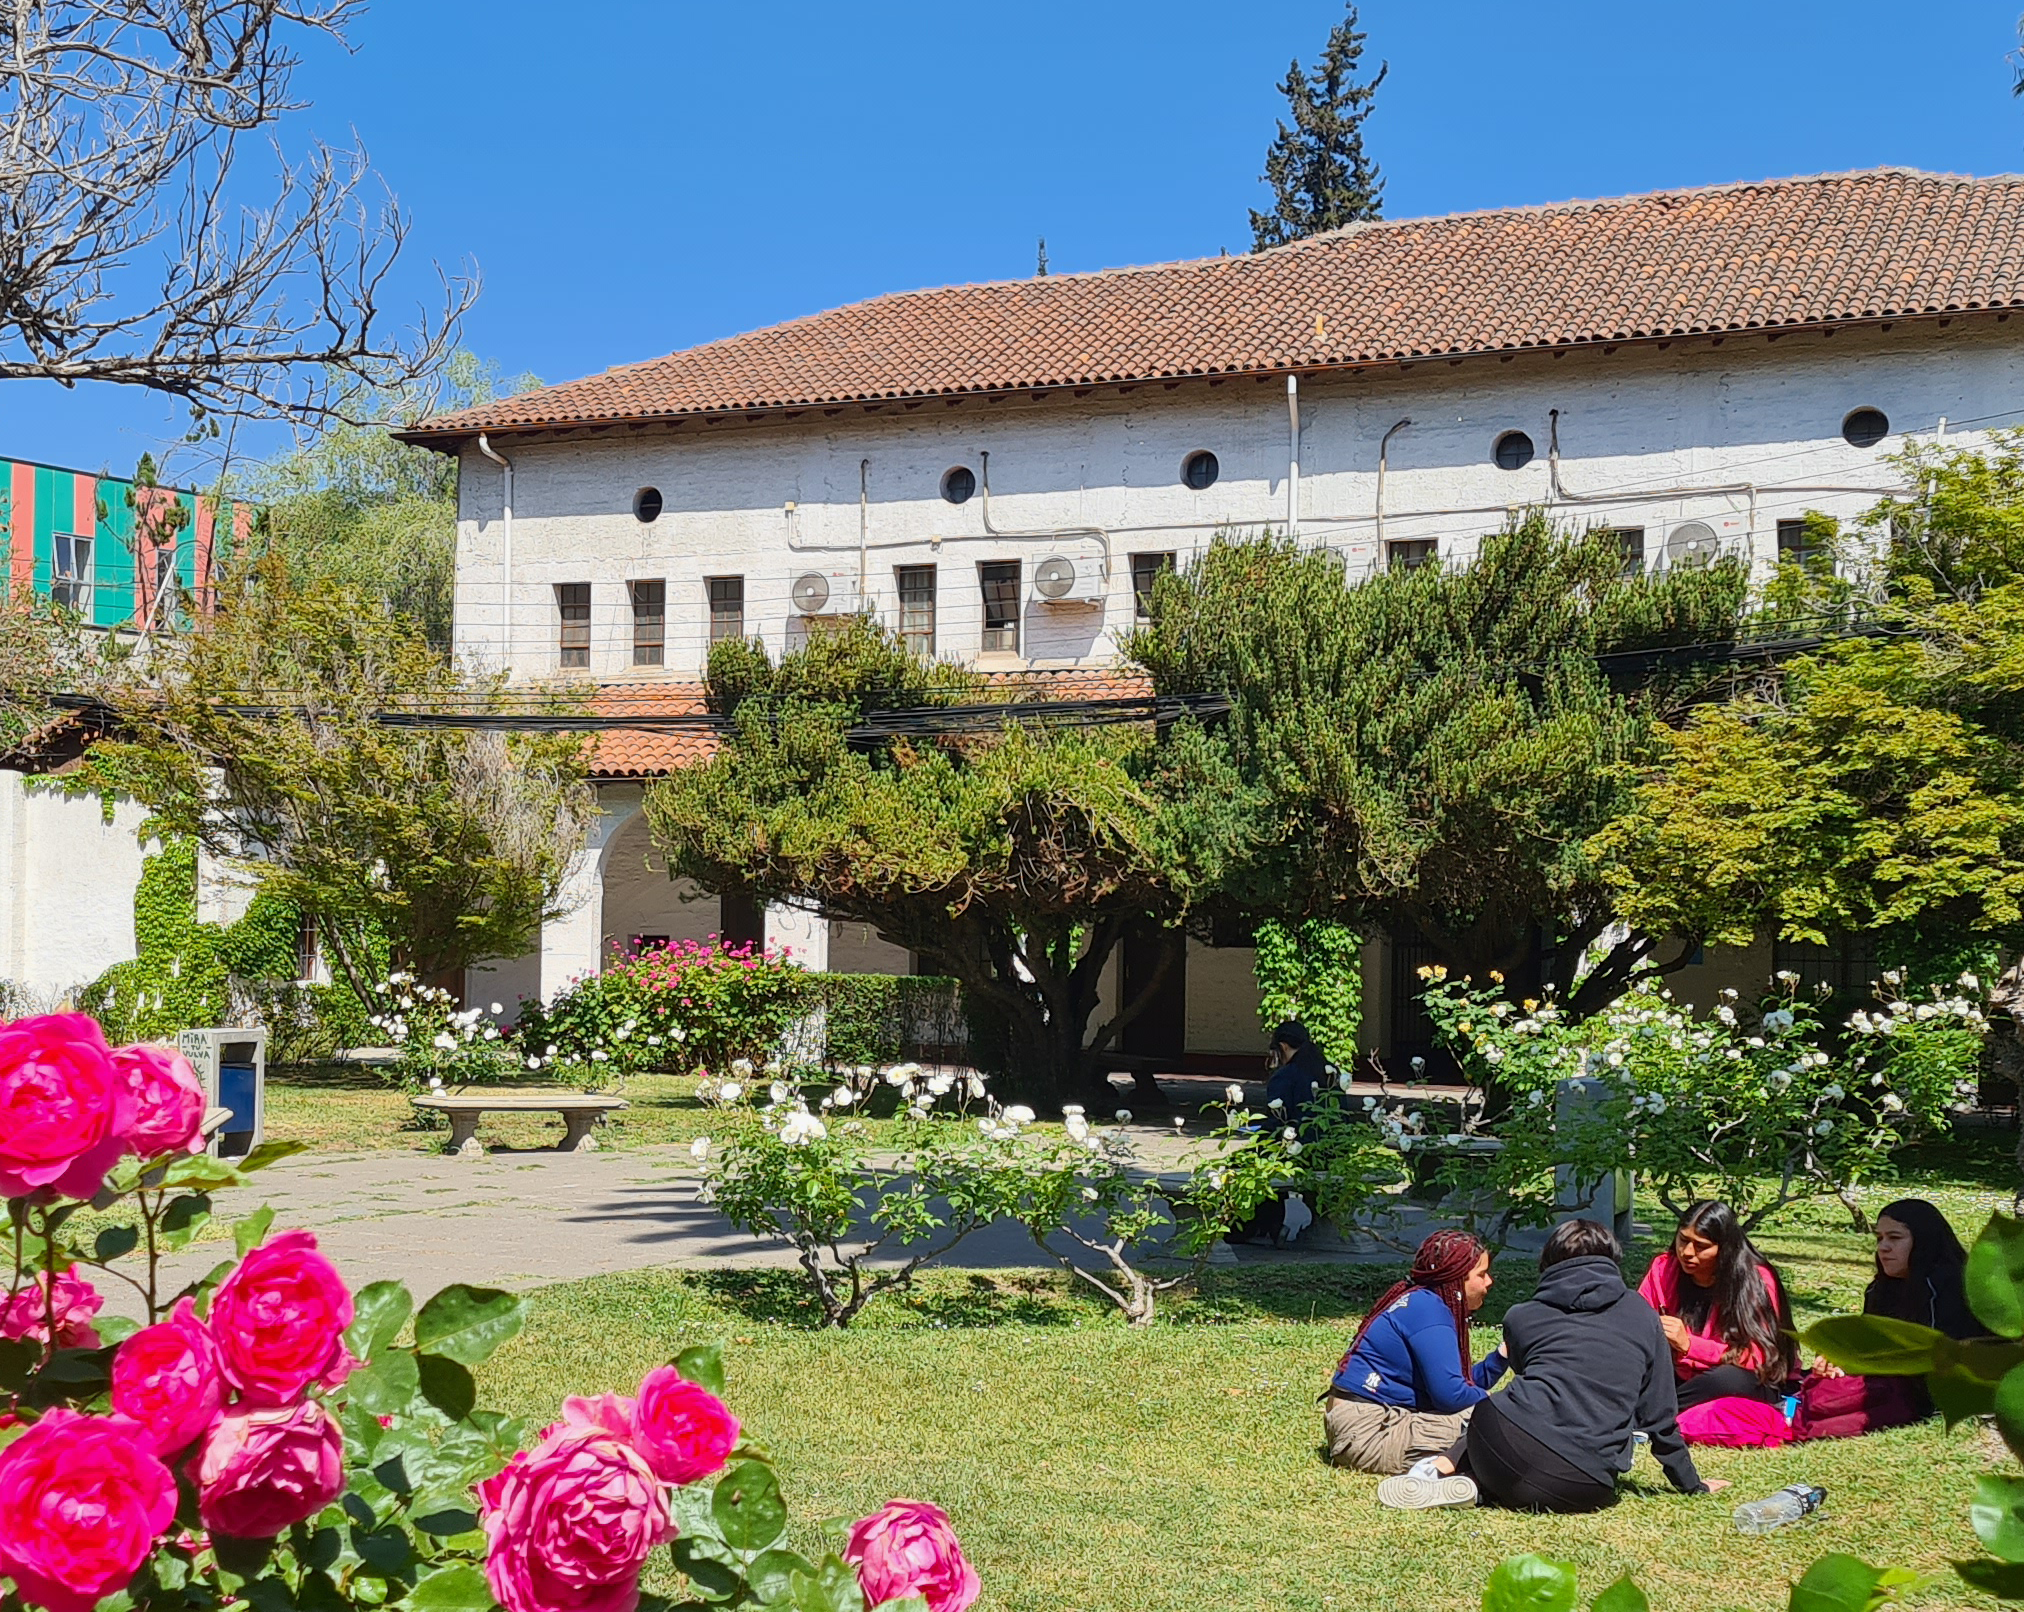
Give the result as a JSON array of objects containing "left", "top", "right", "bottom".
[{"left": 218, "top": 1062, "right": 258, "bottom": 1156}]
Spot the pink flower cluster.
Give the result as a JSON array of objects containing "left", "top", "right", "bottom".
[
  {"left": 479, "top": 1368, "right": 978, "bottom": 1612},
  {"left": 0, "top": 1230, "right": 356, "bottom": 1612},
  {"left": 0, "top": 1013, "right": 207, "bottom": 1201},
  {"left": 479, "top": 1366, "right": 741, "bottom": 1612}
]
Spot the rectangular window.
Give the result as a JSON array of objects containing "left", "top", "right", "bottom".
[
  {"left": 895, "top": 564, "right": 936, "bottom": 657},
  {"left": 1387, "top": 539, "right": 1436, "bottom": 573},
  {"left": 1130, "top": 551, "right": 1176, "bottom": 619},
  {"left": 295, "top": 913, "right": 319, "bottom": 983},
  {"left": 1778, "top": 518, "right": 1831, "bottom": 570},
  {"left": 630, "top": 579, "right": 665, "bottom": 666},
  {"left": 51, "top": 534, "right": 92, "bottom": 613},
  {"left": 1609, "top": 526, "right": 1646, "bottom": 577},
  {"left": 555, "top": 582, "right": 591, "bottom": 668},
  {"left": 707, "top": 576, "right": 745, "bottom": 643},
  {"left": 979, "top": 561, "right": 1020, "bottom": 653}
]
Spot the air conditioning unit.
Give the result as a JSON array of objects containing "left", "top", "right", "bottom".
[
  {"left": 790, "top": 569, "right": 861, "bottom": 616},
  {"left": 1030, "top": 553, "right": 1106, "bottom": 606},
  {"left": 1662, "top": 515, "right": 1748, "bottom": 571}
]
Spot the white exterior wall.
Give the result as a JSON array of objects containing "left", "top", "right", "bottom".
[
  {"left": 453, "top": 319, "right": 2024, "bottom": 681},
  {"left": 0, "top": 774, "right": 151, "bottom": 1002}
]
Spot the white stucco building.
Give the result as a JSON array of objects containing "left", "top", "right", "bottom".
[{"left": 394, "top": 168, "right": 2024, "bottom": 1071}]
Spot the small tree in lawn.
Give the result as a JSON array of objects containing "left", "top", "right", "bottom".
[
  {"left": 694, "top": 1063, "right": 1026, "bottom": 1328},
  {"left": 1250, "top": 2, "right": 1387, "bottom": 249},
  {"left": 646, "top": 622, "right": 1231, "bottom": 1107},
  {"left": 83, "top": 568, "right": 596, "bottom": 1016}
]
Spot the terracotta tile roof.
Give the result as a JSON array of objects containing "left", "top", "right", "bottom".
[
  {"left": 582, "top": 668, "right": 1156, "bottom": 780},
  {"left": 401, "top": 169, "right": 2024, "bottom": 445}
]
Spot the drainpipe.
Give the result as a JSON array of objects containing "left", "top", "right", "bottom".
[
  {"left": 858, "top": 458, "right": 871, "bottom": 601},
  {"left": 476, "top": 434, "right": 513, "bottom": 670},
  {"left": 978, "top": 450, "right": 1112, "bottom": 578},
  {"left": 1286, "top": 375, "right": 1301, "bottom": 539},
  {"left": 1375, "top": 417, "right": 1412, "bottom": 555}
]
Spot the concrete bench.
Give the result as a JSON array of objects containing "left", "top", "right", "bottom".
[{"left": 411, "top": 1092, "right": 628, "bottom": 1157}]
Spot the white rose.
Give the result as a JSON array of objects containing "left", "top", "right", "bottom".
[
  {"left": 720, "top": 1081, "right": 743, "bottom": 1101},
  {"left": 1004, "top": 1104, "right": 1036, "bottom": 1125},
  {"left": 1226, "top": 1083, "right": 1246, "bottom": 1105},
  {"left": 831, "top": 1087, "right": 856, "bottom": 1107},
  {"left": 690, "top": 1137, "right": 710, "bottom": 1161},
  {"left": 1115, "top": 1109, "right": 1133, "bottom": 1123},
  {"left": 770, "top": 1081, "right": 790, "bottom": 1104},
  {"left": 432, "top": 1032, "right": 456, "bottom": 1051}
]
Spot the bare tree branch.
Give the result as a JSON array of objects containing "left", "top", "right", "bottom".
[{"left": 0, "top": 1, "right": 473, "bottom": 426}]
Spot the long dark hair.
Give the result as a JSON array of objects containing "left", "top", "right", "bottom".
[
  {"left": 1672, "top": 1200, "right": 1797, "bottom": 1383},
  {"left": 1342, "top": 1230, "right": 1485, "bottom": 1377},
  {"left": 1866, "top": 1197, "right": 1973, "bottom": 1336}
]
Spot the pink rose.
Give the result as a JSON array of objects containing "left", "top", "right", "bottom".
[
  {"left": 112, "top": 1297, "right": 222, "bottom": 1455},
  {"left": 845, "top": 1500, "right": 980, "bottom": 1612},
  {"left": 114, "top": 1044, "right": 207, "bottom": 1158},
  {"left": 479, "top": 1425, "right": 673, "bottom": 1612},
  {"left": 0, "top": 1266, "right": 104, "bottom": 1349},
  {"left": 632, "top": 1367, "right": 739, "bottom": 1485},
  {"left": 208, "top": 1229, "right": 355, "bottom": 1404},
  {"left": 0, "top": 1407, "right": 176, "bottom": 1612},
  {"left": 0, "top": 1013, "right": 130, "bottom": 1200},
  {"left": 549, "top": 1391, "right": 637, "bottom": 1443},
  {"left": 192, "top": 1401, "right": 345, "bottom": 1538}
]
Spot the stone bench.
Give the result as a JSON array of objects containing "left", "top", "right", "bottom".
[{"left": 411, "top": 1092, "right": 628, "bottom": 1157}]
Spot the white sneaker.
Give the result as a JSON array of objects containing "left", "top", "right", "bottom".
[
  {"left": 1377, "top": 1472, "right": 1479, "bottom": 1510},
  {"left": 1404, "top": 1457, "right": 1444, "bottom": 1482}
]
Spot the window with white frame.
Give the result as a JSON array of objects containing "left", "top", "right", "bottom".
[
  {"left": 51, "top": 534, "right": 92, "bottom": 613},
  {"left": 979, "top": 561, "right": 1020, "bottom": 652},
  {"left": 895, "top": 564, "right": 936, "bottom": 656}
]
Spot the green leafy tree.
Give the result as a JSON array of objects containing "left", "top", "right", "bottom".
[
  {"left": 239, "top": 353, "right": 534, "bottom": 650},
  {"left": 646, "top": 621, "right": 1230, "bottom": 1105},
  {"left": 1250, "top": 2, "right": 1387, "bottom": 250},
  {"left": 1253, "top": 918, "right": 1362, "bottom": 1056},
  {"left": 82, "top": 567, "right": 595, "bottom": 1013},
  {"left": 1130, "top": 518, "right": 1749, "bottom": 1014}
]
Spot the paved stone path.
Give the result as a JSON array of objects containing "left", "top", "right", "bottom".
[{"left": 102, "top": 1127, "right": 1553, "bottom": 1318}]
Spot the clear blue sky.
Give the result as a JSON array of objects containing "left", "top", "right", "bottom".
[{"left": 9, "top": 0, "right": 2024, "bottom": 477}]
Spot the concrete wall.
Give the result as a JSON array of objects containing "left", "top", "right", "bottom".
[
  {"left": 1184, "top": 938, "right": 1264, "bottom": 1055},
  {"left": 0, "top": 773, "right": 150, "bottom": 1002},
  {"left": 452, "top": 319, "right": 2024, "bottom": 682}
]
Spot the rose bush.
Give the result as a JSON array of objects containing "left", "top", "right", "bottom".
[{"left": 0, "top": 1010, "right": 983, "bottom": 1612}]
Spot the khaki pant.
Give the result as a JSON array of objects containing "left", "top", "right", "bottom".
[{"left": 1322, "top": 1393, "right": 1471, "bottom": 1475}]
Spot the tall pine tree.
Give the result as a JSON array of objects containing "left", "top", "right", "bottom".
[{"left": 1250, "top": 4, "right": 1386, "bottom": 251}]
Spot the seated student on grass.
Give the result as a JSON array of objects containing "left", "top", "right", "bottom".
[
  {"left": 1796, "top": 1197, "right": 1977, "bottom": 1441},
  {"left": 1378, "top": 1219, "right": 1720, "bottom": 1513},
  {"left": 1639, "top": 1200, "right": 1799, "bottom": 1444},
  {"left": 1322, "top": 1230, "right": 1504, "bottom": 1475}
]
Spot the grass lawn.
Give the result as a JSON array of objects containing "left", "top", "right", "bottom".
[{"left": 474, "top": 1133, "right": 2024, "bottom": 1612}]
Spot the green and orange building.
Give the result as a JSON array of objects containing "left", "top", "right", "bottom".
[{"left": 0, "top": 455, "right": 250, "bottom": 628}]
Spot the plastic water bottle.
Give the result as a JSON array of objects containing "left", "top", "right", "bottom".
[{"left": 1733, "top": 1484, "right": 1826, "bottom": 1534}]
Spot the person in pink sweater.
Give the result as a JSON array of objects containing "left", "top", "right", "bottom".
[{"left": 1639, "top": 1200, "right": 1798, "bottom": 1422}]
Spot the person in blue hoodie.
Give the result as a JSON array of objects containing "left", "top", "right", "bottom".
[{"left": 1322, "top": 1230, "right": 1507, "bottom": 1473}]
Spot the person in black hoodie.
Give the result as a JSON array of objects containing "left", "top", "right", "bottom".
[{"left": 1378, "top": 1219, "right": 1725, "bottom": 1512}]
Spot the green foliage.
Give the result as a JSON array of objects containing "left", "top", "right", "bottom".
[
  {"left": 88, "top": 571, "right": 596, "bottom": 1011},
  {"left": 517, "top": 939, "right": 819, "bottom": 1083},
  {"left": 1861, "top": 426, "right": 2024, "bottom": 603},
  {"left": 239, "top": 353, "right": 533, "bottom": 650},
  {"left": 1416, "top": 969, "right": 1984, "bottom": 1233},
  {"left": 1131, "top": 519, "right": 1749, "bottom": 1010},
  {"left": 365, "top": 971, "right": 526, "bottom": 1091},
  {"left": 78, "top": 834, "right": 366, "bottom": 1057},
  {"left": 697, "top": 1065, "right": 1028, "bottom": 1327},
  {"left": 1252, "top": 918, "right": 1361, "bottom": 1055},
  {"left": 812, "top": 973, "right": 966, "bottom": 1070},
  {"left": 1249, "top": 2, "right": 1386, "bottom": 249},
  {"left": 649, "top": 621, "right": 1214, "bottom": 1104},
  {"left": 995, "top": 1097, "right": 1302, "bottom": 1324}
]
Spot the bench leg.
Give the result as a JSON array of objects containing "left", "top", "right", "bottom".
[
  {"left": 448, "top": 1113, "right": 484, "bottom": 1158},
  {"left": 560, "top": 1112, "right": 600, "bottom": 1153}
]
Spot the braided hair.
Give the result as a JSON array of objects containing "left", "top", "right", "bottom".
[{"left": 1341, "top": 1229, "right": 1487, "bottom": 1377}]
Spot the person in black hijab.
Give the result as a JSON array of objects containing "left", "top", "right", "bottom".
[{"left": 1795, "top": 1196, "right": 1977, "bottom": 1439}]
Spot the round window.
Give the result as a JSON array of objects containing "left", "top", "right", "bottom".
[
  {"left": 1493, "top": 431, "right": 1535, "bottom": 471},
  {"left": 941, "top": 466, "right": 977, "bottom": 505},
  {"left": 633, "top": 487, "right": 663, "bottom": 523},
  {"left": 1842, "top": 408, "right": 1889, "bottom": 448},
  {"left": 1182, "top": 450, "right": 1220, "bottom": 490}
]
